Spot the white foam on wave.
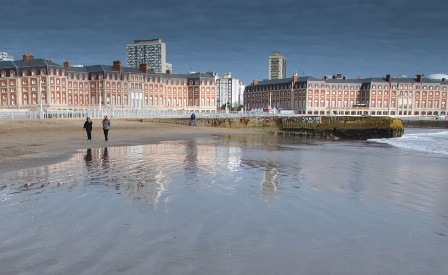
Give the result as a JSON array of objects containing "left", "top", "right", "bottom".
[{"left": 369, "top": 130, "right": 448, "bottom": 155}]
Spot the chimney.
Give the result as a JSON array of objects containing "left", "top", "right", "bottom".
[
  {"left": 332, "top": 75, "right": 336, "bottom": 79},
  {"left": 64, "top": 61, "right": 70, "bottom": 68},
  {"left": 139, "top": 64, "right": 149, "bottom": 74},
  {"left": 343, "top": 76, "right": 347, "bottom": 80},
  {"left": 416, "top": 74, "right": 424, "bottom": 84},
  {"left": 386, "top": 74, "right": 392, "bottom": 83},
  {"left": 113, "top": 61, "right": 122, "bottom": 71},
  {"left": 22, "top": 54, "right": 34, "bottom": 61},
  {"left": 324, "top": 76, "right": 328, "bottom": 80},
  {"left": 293, "top": 74, "right": 298, "bottom": 84},
  {"left": 442, "top": 78, "right": 446, "bottom": 82},
  {"left": 253, "top": 80, "right": 259, "bottom": 85},
  {"left": 166, "top": 70, "right": 172, "bottom": 75}
]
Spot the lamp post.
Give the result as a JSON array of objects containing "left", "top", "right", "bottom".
[
  {"left": 38, "top": 75, "right": 44, "bottom": 118},
  {"left": 388, "top": 82, "right": 391, "bottom": 116}
]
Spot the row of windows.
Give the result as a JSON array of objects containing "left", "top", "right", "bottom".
[
  {"left": 0, "top": 75, "right": 216, "bottom": 87},
  {"left": 249, "top": 83, "right": 448, "bottom": 92}
]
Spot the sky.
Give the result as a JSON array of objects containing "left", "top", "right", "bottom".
[{"left": 1, "top": 0, "right": 447, "bottom": 84}]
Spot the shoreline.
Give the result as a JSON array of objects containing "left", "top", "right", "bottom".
[
  {"left": 0, "top": 118, "right": 260, "bottom": 174},
  {"left": 1, "top": 118, "right": 446, "bottom": 175}
]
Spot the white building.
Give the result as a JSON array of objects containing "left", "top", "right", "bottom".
[
  {"left": 238, "top": 81, "right": 245, "bottom": 107},
  {"left": 126, "top": 39, "right": 167, "bottom": 73},
  {"left": 217, "top": 72, "right": 241, "bottom": 110},
  {"left": 269, "top": 51, "right": 286, "bottom": 80},
  {"left": 0, "top": 52, "right": 14, "bottom": 61}
]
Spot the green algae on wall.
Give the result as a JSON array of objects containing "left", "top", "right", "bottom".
[{"left": 137, "top": 116, "right": 404, "bottom": 140}]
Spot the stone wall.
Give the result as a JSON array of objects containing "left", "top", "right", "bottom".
[{"left": 140, "top": 116, "right": 404, "bottom": 140}]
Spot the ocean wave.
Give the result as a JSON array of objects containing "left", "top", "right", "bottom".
[{"left": 369, "top": 130, "right": 448, "bottom": 155}]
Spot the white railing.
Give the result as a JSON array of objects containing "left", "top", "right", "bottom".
[
  {"left": 0, "top": 108, "right": 275, "bottom": 120},
  {"left": 1, "top": 108, "right": 444, "bottom": 120}
]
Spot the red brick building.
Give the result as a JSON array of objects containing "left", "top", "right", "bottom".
[
  {"left": 244, "top": 74, "right": 447, "bottom": 116},
  {"left": 0, "top": 54, "right": 217, "bottom": 113}
]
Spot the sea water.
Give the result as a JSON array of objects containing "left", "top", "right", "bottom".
[{"left": 0, "top": 129, "right": 447, "bottom": 274}]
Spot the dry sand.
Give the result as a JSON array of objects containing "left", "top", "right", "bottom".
[{"left": 0, "top": 118, "right": 254, "bottom": 174}]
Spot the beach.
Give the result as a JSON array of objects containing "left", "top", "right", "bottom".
[
  {"left": 1, "top": 120, "right": 447, "bottom": 274},
  {"left": 0, "top": 118, "right": 254, "bottom": 174}
]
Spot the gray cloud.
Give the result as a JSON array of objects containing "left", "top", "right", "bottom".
[{"left": 1, "top": 0, "right": 446, "bottom": 83}]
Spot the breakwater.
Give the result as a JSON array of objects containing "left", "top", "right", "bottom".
[{"left": 139, "top": 116, "right": 404, "bottom": 140}]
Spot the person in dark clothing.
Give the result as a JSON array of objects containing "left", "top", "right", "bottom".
[
  {"left": 83, "top": 117, "right": 93, "bottom": 140},
  {"left": 102, "top": 115, "right": 111, "bottom": 141},
  {"left": 190, "top": 113, "right": 196, "bottom": 126}
]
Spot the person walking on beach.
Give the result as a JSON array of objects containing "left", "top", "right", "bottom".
[
  {"left": 83, "top": 117, "right": 93, "bottom": 140},
  {"left": 190, "top": 112, "right": 196, "bottom": 126},
  {"left": 102, "top": 115, "right": 111, "bottom": 141}
]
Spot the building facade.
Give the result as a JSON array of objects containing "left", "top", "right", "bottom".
[
  {"left": 0, "top": 54, "right": 217, "bottom": 112},
  {"left": 216, "top": 72, "right": 242, "bottom": 110},
  {"left": 269, "top": 51, "right": 286, "bottom": 80},
  {"left": 126, "top": 39, "right": 167, "bottom": 73},
  {"left": 244, "top": 74, "right": 448, "bottom": 116}
]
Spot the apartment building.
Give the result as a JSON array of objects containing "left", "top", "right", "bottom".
[
  {"left": 216, "top": 72, "right": 242, "bottom": 110},
  {"left": 126, "top": 39, "right": 167, "bottom": 73},
  {"left": 0, "top": 54, "right": 217, "bottom": 112},
  {"left": 269, "top": 51, "right": 286, "bottom": 80},
  {"left": 244, "top": 74, "right": 448, "bottom": 116}
]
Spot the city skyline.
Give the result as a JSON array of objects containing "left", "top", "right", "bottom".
[{"left": 1, "top": 0, "right": 447, "bottom": 85}]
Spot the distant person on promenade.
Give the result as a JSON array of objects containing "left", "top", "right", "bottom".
[
  {"left": 83, "top": 117, "right": 93, "bottom": 140},
  {"left": 190, "top": 113, "right": 196, "bottom": 126},
  {"left": 102, "top": 115, "right": 111, "bottom": 141}
]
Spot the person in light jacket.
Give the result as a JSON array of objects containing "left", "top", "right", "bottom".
[{"left": 102, "top": 115, "right": 111, "bottom": 141}]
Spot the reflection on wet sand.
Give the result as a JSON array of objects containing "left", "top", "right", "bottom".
[
  {"left": 3, "top": 135, "right": 290, "bottom": 207},
  {"left": 1, "top": 133, "right": 448, "bottom": 274}
]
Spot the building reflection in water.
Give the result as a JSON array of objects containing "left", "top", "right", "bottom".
[{"left": 4, "top": 134, "right": 294, "bottom": 207}]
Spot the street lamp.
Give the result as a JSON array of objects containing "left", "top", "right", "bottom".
[{"left": 38, "top": 75, "right": 44, "bottom": 119}]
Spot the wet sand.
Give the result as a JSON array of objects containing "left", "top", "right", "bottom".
[
  {"left": 1, "top": 123, "right": 448, "bottom": 274},
  {"left": 0, "top": 118, "right": 254, "bottom": 174}
]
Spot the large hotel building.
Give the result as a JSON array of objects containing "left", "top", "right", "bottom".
[
  {"left": 0, "top": 54, "right": 217, "bottom": 112},
  {"left": 1, "top": 52, "right": 447, "bottom": 117},
  {"left": 244, "top": 74, "right": 447, "bottom": 116}
]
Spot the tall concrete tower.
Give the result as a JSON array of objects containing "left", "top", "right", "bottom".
[
  {"left": 269, "top": 51, "right": 286, "bottom": 80},
  {"left": 126, "top": 39, "right": 167, "bottom": 73}
]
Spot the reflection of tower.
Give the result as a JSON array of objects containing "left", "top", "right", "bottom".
[
  {"left": 260, "top": 162, "right": 281, "bottom": 203},
  {"left": 184, "top": 140, "right": 199, "bottom": 179},
  {"left": 122, "top": 169, "right": 170, "bottom": 207},
  {"left": 261, "top": 163, "right": 281, "bottom": 191}
]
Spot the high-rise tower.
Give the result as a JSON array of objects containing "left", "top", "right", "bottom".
[
  {"left": 269, "top": 51, "right": 286, "bottom": 80},
  {"left": 126, "top": 39, "right": 167, "bottom": 73}
]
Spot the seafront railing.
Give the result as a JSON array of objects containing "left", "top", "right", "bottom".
[
  {"left": 0, "top": 108, "right": 445, "bottom": 120},
  {"left": 0, "top": 109, "right": 276, "bottom": 120}
]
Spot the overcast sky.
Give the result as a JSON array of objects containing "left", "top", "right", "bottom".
[{"left": 1, "top": 0, "right": 447, "bottom": 84}]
